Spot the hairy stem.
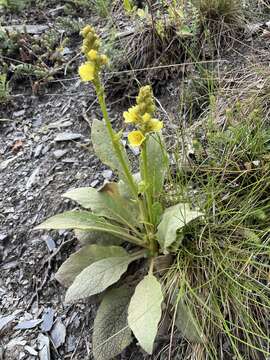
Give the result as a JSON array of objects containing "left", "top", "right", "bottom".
[{"left": 94, "top": 79, "right": 138, "bottom": 198}]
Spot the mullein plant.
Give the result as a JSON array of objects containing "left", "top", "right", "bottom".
[{"left": 36, "top": 26, "right": 203, "bottom": 360}]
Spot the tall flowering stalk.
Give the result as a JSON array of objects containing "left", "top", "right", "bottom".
[
  {"left": 78, "top": 26, "right": 165, "bottom": 255},
  {"left": 78, "top": 26, "right": 137, "bottom": 198},
  {"left": 123, "top": 86, "right": 163, "bottom": 238}
]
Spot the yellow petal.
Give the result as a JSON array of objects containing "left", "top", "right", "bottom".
[
  {"left": 142, "top": 113, "right": 152, "bottom": 123},
  {"left": 128, "top": 131, "right": 145, "bottom": 147},
  {"left": 88, "top": 49, "right": 98, "bottom": 61},
  {"left": 123, "top": 106, "right": 139, "bottom": 123},
  {"left": 78, "top": 62, "right": 95, "bottom": 82},
  {"left": 148, "top": 119, "right": 163, "bottom": 132}
]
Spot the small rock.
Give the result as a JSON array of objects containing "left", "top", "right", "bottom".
[
  {"left": 0, "top": 314, "right": 15, "bottom": 332},
  {"left": 24, "top": 345, "right": 38, "bottom": 356},
  {"left": 54, "top": 132, "right": 82, "bottom": 142},
  {"left": 61, "top": 158, "right": 76, "bottom": 163},
  {"left": 2, "top": 261, "right": 18, "bottom": 270},
  {"left": 37, "top": 333, "right": 50, "bottom": 360},
  {"left": 43, "top": 236, "right": 56, "bottom": 252},
  {"left": 34, "top": 144, "right": 43, "bottom": 158},
  {"left": 102, "top": 169, "right": 113, "bottom": 180},
  {"left": 19, "top": 351, "right": 25, "bottom": 359},
  {"left": 15, "top": 319, "right": 43, "bottom": 330},
  {"left": 50, "top": 319, "right": 66, "bottom": 349},
  {"left": 67, "top": 335, "right": 76, "bottom": 353},
  {"left": 26, "top": 167, "right": 40, "bottom": 189},
  {"left": 41, "top": 145, "right": 51, "bottom": 155},
  {"left": 41, "top": 308, "right": 54, "bottom": 332},
  {"left": 48, "top": 120, "right": 72, "bottom": 129},
  {"left": 7, "top": 337, "right": 27, "bottom": 349},
  {"left": 53, "top": 149, "right": 68, "bottom": 159},
  {"left": 13, "top": 110, "right": 25, "bottom": 118},
  {"left": 0, "top": 233, "right": 8, "bottom": 242},
  {"left": 90, "top": 180, "right": 99, "bottom": 187}
]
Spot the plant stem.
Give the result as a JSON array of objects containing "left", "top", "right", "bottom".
[
  {"left": 94, "top": 79, "right": 138, "bottom": 198},
  {"left": 93, "top": 78, "right": 155, "bottom": 250}
]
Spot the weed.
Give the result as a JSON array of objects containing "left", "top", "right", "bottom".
[
  {"left": 162, "top": 92, "right": 270, "bottom": 359},
  {"left": 64, "top": 0, "right": 110, "bottom": 17},
  {"left": 1, "top": 0, "right": 30, "bottom": 12}
]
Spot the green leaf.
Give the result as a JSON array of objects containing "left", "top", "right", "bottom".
[
  {"left": 91, "top": 119, "right": 131, "bottom": 183},
  {"left": 127, "top": 274, "right": 163, "bottom": 354},
  {"left": 152, "top": 201, "right": 163, "bottom": 227},
  {"left": 123, "top": 0, "right": 133, "bottom": 12},
  {"left": 141, "top": 133, "right": 168, "bottom": 200},
  {"left": 55, "top": 245, "right": 126, "bottom": 287},
  {"left": 36, "top": 211, "right": 139, "bottom": 244},
  {"left": 157, "top": 203, "right": 203, "bottom": 251},
  {"left": 74, "top": 229, "right": 122, "bottom": 246},
  {"left": 177, "top": 25, "right": 193, "bottom": 38},
  {"left": 93, "top": 286, "right": 133, "bottom": 360},
  {"left": 175, "top": 300, "right": 204, "bottom": 343},
  {"left": 63, "top": 184, "right": 139, "bottom": 227},
  {"left": 65, "top": 255, "right": 134, "bottom": 303}
]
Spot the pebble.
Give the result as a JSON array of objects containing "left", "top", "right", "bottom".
[
  {"left": 24, "top": 346, "right": 38, "bottom": 356},
  {"left": 34, "top": 144, "right": 43, "bottom": 158},
  {"left": 53, "top": 149, "right": 68, "bottom": 159},
  {"left": 90, "top": 180, "right": 99, "bottom": 187},
  {"left": 15, "top": 319, "right": 43, "bottom": 330},
  {"left": 41, "top": 308, "right": 54, "bottom": 332},
  {"left": 50, "top": 319, "right": 66, "bottom": 348},
  {"left": 102, "top": 169, "right": 113, "bottom": 179},
  {"left": 54, "top": 132, "right": 82, "bottom": 142}
]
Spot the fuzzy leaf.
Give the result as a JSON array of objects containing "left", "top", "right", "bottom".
[
  {"left": 93, "top": 286, "right": 133, "bottom": 360},
  {"left": 55, "top": 245, "right": 127, "bottom": 287},
  {"left": 74, "top": 229, "right": 122, "bottom": 246},
  {"left": 127, "top": 274, "right": 163, "bottom": 354},
  {"left": 157, "top": 203, "right": 203, "bottom": 250},
  {"left": 91, "top": 119, "right": 131, "bottom": 183},
  {"left": 65, "top": 255, "right": 134, "bottom": 303},
  {"left": 63, "top": 185, "right": 139, "bottom": 227},
  {"left": 175, "top": 300, "right": 204, "bottom": 343},
  {"left": 142, "top": 133, "right": 168, "bottom": 200},
  {"left": 36, "top": 211, "right": 135, "bottom": 242}
]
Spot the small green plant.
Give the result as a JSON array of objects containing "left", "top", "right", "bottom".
[
  {"left": 1, "top": 0, "right": 30, "bottom": 12},
  {"left": 36, "top": 25, "right": 204, "bottom": 359},
  {"left": 64, "top": 0, "right": 110, "bottom": 17},
  {"left": 193, "top": 0, "right": 244, "bottom": 23},
  {"left": 192, "top": 0, "right": 246, "bottom": 39},
  {"left": 123, "top": 0, "right": 134, "bottom": 13}
]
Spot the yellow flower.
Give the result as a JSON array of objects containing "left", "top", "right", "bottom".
[
  {"left": 100, "top": 54, "right": 109, "bottom": 65},
  {"left": 81, "top": 25, "right": 93, "bottom": 38},
  {"left": 136, "top": 85, "right": 155, "bottom": 115},
  {"left": 148, "top": 119, "right": 163, "bottom": 132},
  {"left": 78, "top": 62, "right": 95, "bottom": 82},
  {"left": 128, "top": 130, "right": 145, "bottom": 147},
  {"left": 88, "top": 49, "right": 98, "bottom": 61},
  {"left": 142, "top": 113, "right": 151, "bottom": 123},
  {"left": 123, "top": 106, "right": 139, "bottom": 123}
]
